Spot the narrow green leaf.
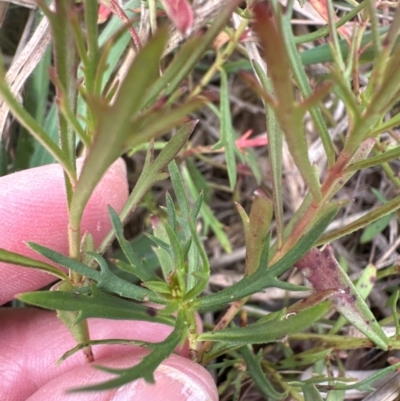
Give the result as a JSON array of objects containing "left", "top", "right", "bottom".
[
  {"left": 303, "top": 384, "right": 324, "bottom": 401},
  {"left": 360, "top": 189, "right": 394, "bottom": 244},
  {"left": 360, "top": 213, "right": 394, "bottom": 244},
  {"left": 186, "top": 158, "right": 212, "bottom": 204},
  {"left": 165, "top": 192, "right": 177, "bottom": 232},
  {"left": 18, "top": 286, "right": 174, "bottom": 325},
  {"left": 280, "top": 8, "right": 335, "bottom": 167},
  {"left": 318, "top": 194, "right": 400, "bottom": 245},
  {"left": 252, "top": 4, "right": 322, "bottom": 202},
  {"left": 198, "top": 303, "right": 329, "bottom": 344},
  {"left": 181, "top": 238, "right": 192, "bottom": 261},
  {"left": 275, "top": 347, "right": 333, "bottom": 369},
  {"left": 126, "top": 98, "right": 206, "bottom": 150},
  {"left": 144, "top": 234, "right": 173, "bottom": 257},
  {"left": 28, "top": 243, "right": 164, "bottom": 303},
  {"left": 390, "top": 290, "right": 400, "bottom": 336},
  {"left": 70, "top": 28, "right": 168, "bottom": 234},
  {"left": 113, "top": 233, "right": 159, "bottom": 271},
  {"left": 109, "top": 207, "right": 157, "bottom": 282},
  {"left": 150, "top": 217, "right": 175, "bottom": 280},
  {"left": 42, "top": 0, "right": 78, "bottom": 172},
  {"left": 190, "top": 191, "right": 203, "bottom": 220},
  {"left": 252, "top": 60, "right": 284, "bottom": 247},
  {"left": 240, "top": 346, "right": 287, "bottom": 400},
  {"left": 16, "top": 45, "right": 51, "bottom": 170},
  {"left": 219, "top": 68, "right": 237, "bottom": 189},
  {"left": 182, "top": 214, "right": 210, "bottom": 300},
  {"left": 71, "top": 309, "right": 187, "bottom": 391},
  {"left": 96, "top": 121, "right": 197, "bottom": 261},
  {"left": 112, "top": 259, "right": 145, "bottom": 280},
  {"left": 246, "top": 189, "right": 273, "bottom": 275},
  {"left": 57, "top": 338, "right": 147, "bottom": 364},
  {"left": 299, "top": 26, "right": 389, "bottom": 65},
  {"left": 164, "top": 222, "right": 185, "bottom": 290},
  {"left": 295, "top": 1, "right": 366, "bottom": 45},
  {"left": 316, "top": 361, "right": 400, "bottom": 392},
  {"left": 194, "top": 208, "right": 338, "bottom": 311},
  {"left": 235, "top": 202, "right": 250, "bottom": 238},
  {"left": 0, "top": 77, "right": 76, "bottom": 181},
  {"left": 30, "top": 106, "right": 58, "bottom": 167},
  {"left": 82, "top": 0, "right": 100, "bottom": 92},
  {"left": 169, "top": 160, "right": 190, "bottom": 216},
  {"left": 0, "top": 248, "right": 68, "bottom": 280},
  {"left": 366, "top": 114, "right": 400, "bottom": 140},
  {"left": 325, "top": 0, "right": 346, "bottom": 75},
  {"left": 29, "top": 0, "right": 141, "bottom": 167},
  {"left": 326, "top": 389, "right": 345, "bottom": 401},
  {"left": 181, "top": 163, "right": 231, "bottom": 253},
  {"left": 144, "top": 281, "right": 172, "bottom": 295}
]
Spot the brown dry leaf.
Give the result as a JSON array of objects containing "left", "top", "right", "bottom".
[{"left": 213, "top": 31, "right": 230, "bottom": 52}]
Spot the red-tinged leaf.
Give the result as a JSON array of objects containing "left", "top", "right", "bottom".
[
  {"left": 252, "top": 2, "right": 294, "bottom": 106},
  {"left": 239, "top": 29, "right": 252, "bottom": 43},
  {"left": 99, "top": 0, "right": 141, "bottom": 48},
  {"left": 252, "top": 2, "right": 322, "bottom": 202},
  {"left": 308, "top": 0, "right": 349, "bottom": 41},
  {"left": 160, "top": 0, "right": 194, "bottom": 34},
  {"left": 236, "top": 130, "right": 268, "bottom": 151},
  {"left": 98, "top": 4, "right": 111, "bottom": 24},
  {"left": 296, "top": 246, "right": 388, "bottom": 350}
]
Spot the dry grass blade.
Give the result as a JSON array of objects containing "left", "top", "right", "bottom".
[
  {"left": 362, "top": 372, "right": 400, "bottom": 401},
  {"left": 0, "top": 1, "right": 52, "bottom": 139},
  {"left": 0, "top": 0, "right": 36, "bottom": 9},
  {"left": 0, "top": 2, "right": 8, "bottom": 26}
]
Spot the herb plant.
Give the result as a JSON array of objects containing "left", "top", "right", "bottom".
[{"left": 1, "top": 0, "right": 400, "bottom": 399}]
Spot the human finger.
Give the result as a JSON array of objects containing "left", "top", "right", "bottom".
[
  {"left": 0, "top": 159, "right": 128, "bottom": 304},
  {"left": 27, "top": 350, "right": 217, "bottom": 401},
  {"left": 0, "top": 308, "right": 216, "bottom": 401}
]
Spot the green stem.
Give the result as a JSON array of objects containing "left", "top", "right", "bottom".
[
  {"left": 148, "top": 0, "right": 158, "bottom": 35},
  {"left": 317, "top": 193, "right": 400, "bottom": 245},
  {"left": 93, "top": 123, "right": 195, "bottom": 260},
  {"left": 253, "top": 61, "right": 284, "bottom": 249},
  {"left": 190, "top": 18, "right": 249, "bottom": 98},
  {"left": 270, "top": 150, "right": 351, "bottom": 264},
  {"left": 346, "top": 145, "right": 400, "bottom": 173},
  {"left": 294, "top": 1, "right": 366, "bottom": 45}
]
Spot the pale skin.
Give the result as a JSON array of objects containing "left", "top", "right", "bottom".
[{"left": 0, "top": 160, "right": 217, "bottom": 401}]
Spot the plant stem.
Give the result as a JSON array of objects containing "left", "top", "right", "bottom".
[
  {"left": 270, "top": 150, "right": 352, "bottom": 264},
  {"left": 190, "top": 18, "right": 249, "bottom": 98},
  {"left": 197, "top": 297, "right": 249, "bottom": 362}
]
